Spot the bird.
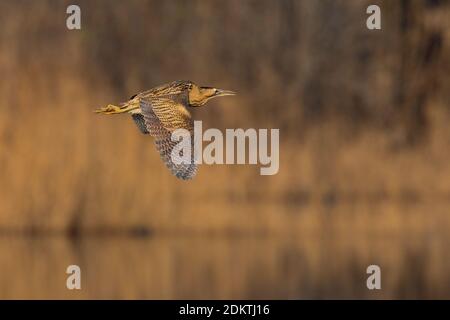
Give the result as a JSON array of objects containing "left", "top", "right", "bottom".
[{"left": 94, "top": 80, "right": 236, "bottom": 180}]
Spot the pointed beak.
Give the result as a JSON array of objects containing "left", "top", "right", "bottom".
[{"left": 215, "top": 89, "right": 236, "bottom": 97}]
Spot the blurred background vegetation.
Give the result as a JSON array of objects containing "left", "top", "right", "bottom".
[{"left": 0, "top": 0, "right": 449, "bottom": 299}]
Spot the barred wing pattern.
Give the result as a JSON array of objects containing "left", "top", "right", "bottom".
[
  {"left": 139, "top": 99, "right": 197, "bottom": 180},
  {"left": 131, "top": 113, "right": 149, "bottom": 134}
]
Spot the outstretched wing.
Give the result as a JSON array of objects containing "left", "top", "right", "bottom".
[
  {"left": 131, "top": 113, "right": 149, "bottom": 134},
  {"left": 139, "top": 98, "right": 198, "bottom": 180}
]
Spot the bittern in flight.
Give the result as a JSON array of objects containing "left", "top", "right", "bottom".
[{"left": 95, "top": 80, "right": 235, "bottom": 180}]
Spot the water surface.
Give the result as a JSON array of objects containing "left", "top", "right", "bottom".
[{"left": 0, "top": 230, "right": 448, "bottom": 299}]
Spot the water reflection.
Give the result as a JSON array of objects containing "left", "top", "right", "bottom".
[{"left": 0, "top": 232, "right": 448, "bottom": 299}]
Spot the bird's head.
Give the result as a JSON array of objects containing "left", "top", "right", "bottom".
[{"left": 188, "top": 84, "right": 236, "bottom": 107}]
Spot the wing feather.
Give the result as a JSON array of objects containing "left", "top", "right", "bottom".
[
  {"left": 149, "top": 97, "right": 193, "bottom": 132},
  {"left": 140, "top": 98, "right": 197, "bottom": 180},
  {"left": 131, "top": 113, "right": 149, "bottom": 134}
]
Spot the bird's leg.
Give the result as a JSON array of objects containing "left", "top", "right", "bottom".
[
  {"left": 94, "top": 104, "right": 124, "bottom": 115},
  {"left": 94, "top": 103, "right": 139, "bottom": 115}
]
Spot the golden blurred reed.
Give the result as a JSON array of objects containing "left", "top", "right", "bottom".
[{"left": 0, "top": 0, "right": 449, "bottom": 235}]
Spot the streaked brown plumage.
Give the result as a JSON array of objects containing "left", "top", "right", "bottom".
[{"left": 94, "top": 80, "right": 235, "bottom": 180}]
